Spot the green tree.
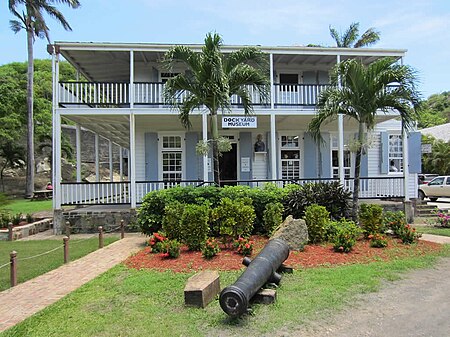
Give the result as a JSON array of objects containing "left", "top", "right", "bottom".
[
  {"left": 0, "top": 141, "right": 25, "bottom": 192},
  {"left": 329, "top": 22, "right": 380, "bottom": 48},
  {"left": 417, "top": 92, "right": 450, "bottom": 128},
  {"left": 9, "top": 0, "right": 80, "bottom": 197},
  {"left": 308, "top": 58, "right": 421, "bottom": 221},
  {"left": 422, "top": 137, "right": 450, "bottom": 175},
  {"left": 163, "top": 32, "right": 269, "bottom": 185}
]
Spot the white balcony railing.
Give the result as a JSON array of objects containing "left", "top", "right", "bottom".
[
  {"left": 61, "top": 182, "right": 130, "bottom": 205},
  {"left": 59, "top": 82, "right": 329, "bottom": 107}
]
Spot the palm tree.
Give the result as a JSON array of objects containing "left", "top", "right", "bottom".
[
  {"left": 329, "top": 22, "right": 380, "bottom": 48},
  {"left": 8, "top": 0, "right": 80, "bottom": 197},
  {"left": 163, "top": 32, "right": 269, "bottom": 185},
  {"left": 308, "top": 58, "right": 421, "bottom": 221}
]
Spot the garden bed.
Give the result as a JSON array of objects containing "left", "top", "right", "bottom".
[{"left": 124, "top": 236, "right": 442, "bottom": 273}]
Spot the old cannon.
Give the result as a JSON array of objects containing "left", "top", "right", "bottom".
[{"left": 219, "top": 238, "right": 290, "bottom": 317}]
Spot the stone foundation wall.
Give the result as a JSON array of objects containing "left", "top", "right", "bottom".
[{"left": 61, "top": 210, "right": 138, "bottom": 234}]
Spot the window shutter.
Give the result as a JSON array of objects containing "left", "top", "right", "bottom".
[
  {"left": 303, "top": 132, "right": 317, "bottom": 178},
  {"left": 408, "top": 132, "right": 422, "bottom": 173}
]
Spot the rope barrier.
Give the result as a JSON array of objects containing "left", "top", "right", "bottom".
[
  {"left": 68, "top": 234, "right": 97, "bottom": 245},
  {"left": 17, "top": 245, "right": 64, "bottom": 262},
  {"left": 0, "top": 261, "right": 10, "bottom": 270}
]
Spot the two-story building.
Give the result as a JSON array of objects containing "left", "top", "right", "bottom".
[{"left": 50, "top": 42, "right": 421, "bottom": 229}]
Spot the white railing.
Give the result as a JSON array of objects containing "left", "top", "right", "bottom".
[
  {"left": 59, "top": 177, "right": 404, "bottom": 205},
  {"left": 274, "top": 84, "right": 329, "bottom": 106},
  {"left": 136, "top": 180, "right": 206, "bottom": 203},
  {"left": 61, "top": 182, "right": 130, "bottom": 205},
  {"left": 59, "top": 82, "right": 130, "bottom": 105}
]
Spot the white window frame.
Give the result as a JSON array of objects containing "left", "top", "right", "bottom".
[
  {"left": 279, "top": 132, "right": 303, "bottom": 180},
  {"left": 158, "top": 133, "right": 185, "bottom": 181},
  {"left": 330, "top": 133, "right": 354, "bottom": 179},
  {"left": 388, "top": 132, "right": 403, "bottom": 174}
]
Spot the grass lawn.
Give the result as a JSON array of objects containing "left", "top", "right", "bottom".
[
  {"left": 416, "top": 225, "right": 450, "bottom": 237},
  {"left": 2, "top": 245, "right": 449, "bottom": 337},
  {"left": 2, "top": 199, "right": 53, "bottom": 215},
  {"left": 0, "top": 237, "right": 119, "bottom": 291}
]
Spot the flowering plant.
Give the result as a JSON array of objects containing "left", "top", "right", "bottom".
[
  {"left": 233, "top": 237, "right": 254, "bottom": 256},
  {"left": 332, "top": 219, "right": 362, "bottom": 253},
  {"left": 368, "top": 233, "right": 388, "bottom": 248},
  {"left": 148, "top": 232, "right": 167, "bottom": 253},
  {"left": 436, "top": 211, "right": 450, "bottom": 228},
  {"left": 398, "top": 224, "right": 421, "bottom": 244},
  {"left": 202, "top": 238, "right": 221, "bottom": 259},
  {"left": 159, "top": 239, "right": 182, "bottom": 258}
]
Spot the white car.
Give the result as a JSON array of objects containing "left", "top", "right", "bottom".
[{"left": 418, "top": 176, "right": 450, "bottom": 201}]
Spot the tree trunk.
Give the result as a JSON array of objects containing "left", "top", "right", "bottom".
[
  {"left": 210, "top": 112, "right": 220, "bottom": 186},
  {"left": 25, "top": 28, "right": 35, "bottom": 198},
  {"left": 351, "top": 123, "right": 365, "bottom": 223}
]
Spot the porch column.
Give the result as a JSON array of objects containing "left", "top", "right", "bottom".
[
  {"left": 76, "top": 124, "right": 82, "bottom": 182},
  {"left": 119, "top": 146, "right": 123, "bottom": 181},
  {"left": 95, "top": 133, "right": 100, "bottom": 182},
  {"left": 109, "top": 140, "right": 113, "bottom": 182},
  {"left": 270, "top": 53, "right": 275, "bottom": 110},
  {"left": 403, "top": 126, "right": 410, "bottom": 201},
  {"left": 270, "top": 113, "right": 277, "bottom": 180},
  {"left": 202, "top": 112, "right": 208, "bottom": 182},
  {"left": 51, "top": 47, "right": 60, "bottom": 210},
  {"left": 130, "top": 50, "right": 134, "bottom": 109},
  {"left": 130, "top": 114, "right": 136, "bottom": 208},
  {"left": 337, "top": 54, "right": 345, "bottom": 186}
]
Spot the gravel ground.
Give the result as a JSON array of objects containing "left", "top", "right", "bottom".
[{"left": 287, "top": 257, "right": 450, "bottom": 337}]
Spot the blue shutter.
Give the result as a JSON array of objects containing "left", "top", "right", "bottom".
[
  {"left": 380, "top": 131, "right": 389, "bottom": 174},
  {"left": 303, "top": 132, "right": 317, "bottom": 178},
  {"left": 239, "top": 132, "right": 252, "bottom": 180},
  {"left": 185, "top": 132, "right": 199, "bottom": 180},
  {"left": 145, "top": 132, "right": 158, "bottom": 180},
  {"left": 408, "top": 132, "right": 422, "bottom": 173}
]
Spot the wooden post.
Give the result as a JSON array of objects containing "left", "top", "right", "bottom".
[
  {"left": 63, "top": 236, "right": 70, "bottom": 264},
  {"left": 65, "top": 221, "right": 71, "bottom": 237},
  {"left": 10, "top": 251, "right": 17, "bottom": 287},
  {"left": 8, "top": 222, "right": 13, "bottom": 241},
  {"left": 98, "top": 226, "right": 104, "bottom": 248},
  {"left": 120, "top": 220, "right": 125, "bottom": 239}
]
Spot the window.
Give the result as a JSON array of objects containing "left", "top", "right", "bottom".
[
  {"left": 160, "top": 72, "right": 179, "bottom": 83},
  {"left": 161, "top": 136, "right": 182, "bottom": 182},
  {"left": 280, "top": 135, "right": 301, "bottom": 180},
  {"left": 279, "top": 74, "right": 299, "bottom": 92},
  {"left": 388, "top": 134, "right": 403, "bottom": 172},
  {"left": 331, "top": 135, "right": 352, "bottom": 178}
]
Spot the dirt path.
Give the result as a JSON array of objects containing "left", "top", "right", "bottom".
[{"left": 290, "top": 257, "right": 450, "bottom": 337}]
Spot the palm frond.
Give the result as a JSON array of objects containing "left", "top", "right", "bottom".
[
  {"left": 329, "top": 25, "right": 342, "bottom": 47},
  {"left": 9, "top": 19, "right": 24, "bottom": 33},
  {"left": 354, "top": 28, "right": 380, "bottom": 48},
  {"left": 342, "top": 22, "right": 359, "bottom": 48}
]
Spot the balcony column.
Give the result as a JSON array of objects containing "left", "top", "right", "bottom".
[
  {"left": 270, "top": 53, "right": 275, "bottom": 110},
  {"left": 270, "top": 113, "right": 277, "bottom": 179},
  {"left": 402, "top": 124, "right": 410, "bottom": 201},
  {"left": 337, "top": 54, "right": 345, "bottom": 186},
  {"left": 51, "top": 46, "right": 61, "bottom": 210},
  {"left": 109, "top": 140, "right": 113, "bottom": 182},
  {"left": 119, "top": 146, "right": 123, "bottom": 182},
  {"left": 76, "top": 124, "right": 82, "bottom": 182},
  {"left": 95, "top": 134, "right": 100, "bottom": 182},
  {"left": 130, "top": 114, "right": 137, "bottom": 208},
  {"left": 130, "top": 50, "right": 134, "bottom": 109},
  {"left": 202, "top": 112, "right": 209, "bottom": 182}
]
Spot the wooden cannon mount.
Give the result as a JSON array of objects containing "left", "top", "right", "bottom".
[{"left": 219, "top": 238, "right": 291, "bottom": 317}]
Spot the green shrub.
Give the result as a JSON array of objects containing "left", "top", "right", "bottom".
[
  {"left": 138, "top": 192, "right": 169, "bottom": 235},
  {"left": 160, "top": 239, "right": 182, "bottom": 258},
  {"left": 12, "top": 213, "right": 22, "bottom": 226},
  {"left": 383, "top": 210, "right": 407, "bottom": 235},
  {"left": 0, "top": 211, "right": 11, "bottom": 228},
  {"left": 324, "top": 220, "right": 341, "bottom": 242},
  {"left": 398, "top": 224, "right": 422, "bottom": 244},
  {"left": 304, "top": 204, "right": 330, "bottom": 244},
  {"left": 147, "top": 232, "right": 167, "bottom": 253},
  {"left": 211, "top": 197, "right": 255, "bottom": 239},
  {"left": 332, "top": 219, "right": 362, "bottom": 253},
  {"left": 368, "top": 233, "right": 388, "bottom": 248},
  {"left": 359, "top": 204, "right": 384, "bottom": 237},
  {"left": 181, "top": 203, "right": 210, "bottom": 251},
  {"left": 283, "top": 182, "right": 351, "bottom": 220},
  {"left": 263, "top": 202, "right": 284, "bottom": 235},
  {"left": 201, "top": 237, "right": 221, "bottom": 259},
  {"left": 162, "top": 202, "right": 185, "bottom": 240}
]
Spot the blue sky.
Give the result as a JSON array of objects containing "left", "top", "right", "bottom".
[{"left": 1, "top": 0, "right": 449, "bottom": 98}]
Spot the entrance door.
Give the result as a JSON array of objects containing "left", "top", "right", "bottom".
[{"left": 219, "top": 143, "right": 237, "bottom": 186}]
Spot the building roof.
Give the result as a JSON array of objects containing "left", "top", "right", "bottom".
[{"left": 420, "top": 123, "right": 450, "bottom": 142}]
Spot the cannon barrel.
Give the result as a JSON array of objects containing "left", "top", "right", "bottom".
[{"left": 219, "top": 238, "right": 290, "bottom": 317}]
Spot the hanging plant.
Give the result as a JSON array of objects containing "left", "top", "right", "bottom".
[{"left": 195, "top": 137, "right": 232, "bottom": 156}]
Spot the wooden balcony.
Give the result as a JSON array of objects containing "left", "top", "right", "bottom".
[{"left": 58, "top": 82, "right": 330, "bottom": 108}]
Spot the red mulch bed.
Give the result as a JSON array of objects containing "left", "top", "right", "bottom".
[{"left": 124, "top": 236, "right": 443, "bottom": 273}]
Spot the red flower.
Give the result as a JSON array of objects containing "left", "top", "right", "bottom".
[
  {"left": 245, "top": 243, "right": 250, "bottom": 249},
  {"left": 339, "top": 246, "right": 344, "bottom": 251}
]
